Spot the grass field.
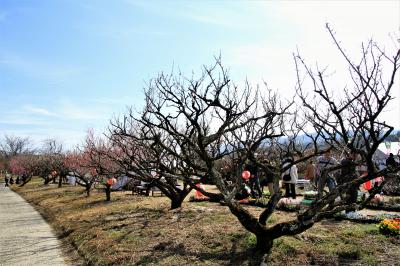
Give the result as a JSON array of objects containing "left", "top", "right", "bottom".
[{"left": 11, "top": 178, "right": 400, "bottom": 265}]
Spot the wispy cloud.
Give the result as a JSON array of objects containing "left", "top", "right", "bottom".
[
  {"left": 0, "top": 107, "right": 51, "bottom": 126},
  {"left": 88, "top": 96, "right": 138, "bottom": 105},
  {"left": 23, "top": 105, "right": 58, "bottom": 117},
  {"left": 92, "top": 25, "right": 167, "bottom": 40},
  {"left": 0, "top": 118, "right": 47, "bottom": 126},
  {"left": 178, "top": 11, "right": 233, "bottom": 27},
  {"left": 123, "top": 0, "right": 242, "bottom": 28},
  {"left": 0, "top": 51, "right": 84, "bottom": 82},
  {"left": 0, "top": 127, "right": 86, "bottom": 150},
  {"left": 2, "top": 101, "right": 106, "bottom": 125},
  {"left": 58, "top": 98, "right": 109, "bottom": 120}
]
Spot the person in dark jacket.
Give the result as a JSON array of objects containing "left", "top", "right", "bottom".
[
  {"left": 386, "top": 153, "right": 398, "bottom": 168},
  {"left": 280, "top": 155, "right": 298, "bottom": 199},
  {"left": 21, "top": 173, "right": 27, "bottom": 183},
  {"left": 338, "top": 152, "right": 358, "bottom": 213},
  {"left": 235, "top": 179, "right": 252, "bottom": 200},
  {"left": 244, "top": 162, "right": 262, "bottom": 198}
]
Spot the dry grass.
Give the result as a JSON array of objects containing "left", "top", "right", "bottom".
[{"left": 12, "top": 178, "right": 400, "bottom": 266}]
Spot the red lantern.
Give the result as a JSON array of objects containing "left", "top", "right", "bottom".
[
  {"left": 363, "top": 180, "right": 372, "bottom": 190},
  {"left": 242, "top": 171, "right": 251, "bottom": 180},
  {"left": 107, "top": 178, "right": 117, "bottom": 186}
]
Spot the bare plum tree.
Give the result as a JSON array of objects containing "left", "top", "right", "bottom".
[{"left": 113, "top": 26, "right": 399, "bottom": 257}]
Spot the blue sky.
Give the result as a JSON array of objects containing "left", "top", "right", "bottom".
[{"left": 0, "top": 0, "right": 399, "bottom": 149}]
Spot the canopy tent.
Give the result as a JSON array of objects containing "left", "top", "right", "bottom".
[
  {"left": 111, "top": 175, "right": 131, "bottom": 190},
  {"left": 374, "top": 142, "right": 400, "bottom": 169},
  {"left": 377, "top": 142, "right": 400, "bottom": 157}
]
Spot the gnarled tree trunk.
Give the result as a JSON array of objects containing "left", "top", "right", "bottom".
[
  {"left": 256, "top": 235, "right": 274, "bottom": 254},
  {"left": 58, "top": 175, "right": 62, "bottom": 188},
  {"left": 86, "top": 183, "right": 91, "bottom": 197},
  {"left": 105, "top": 184, "right": 111, "bottom": 201},
  {"left": 169, "top": 189, "right": 191, "bottom": 209}
]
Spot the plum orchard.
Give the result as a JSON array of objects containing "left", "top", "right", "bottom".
[
  {"left": 7, "top": 25, "right": 400, "bottom": 256},
  {"left": 105, "top": 25, "right": 400, "bottom": 254}
]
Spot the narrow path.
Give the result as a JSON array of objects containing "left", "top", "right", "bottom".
[{"left": 0, "top": 185, "right": 66, "bottom": 266}]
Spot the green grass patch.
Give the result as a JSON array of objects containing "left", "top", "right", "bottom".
[
  {"left": 361, "top": 254, "right": 379, "bottom": 265},
  {"left": 245, "top": 233, "right": 257, "bottom": 249},
  {"left": 274, "top": 237, "right": 300, "bottom": 255},
  {"left": 194, "top": 201, "right": 208, "bottom": 206},
  {"left": 342, "top": 223, "right": 379, "bottom": 237},
  {"left": 337, "top": 246, "right": 361, "bottom": 260}
]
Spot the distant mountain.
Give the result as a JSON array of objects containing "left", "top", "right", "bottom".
[{"left": 384, "top": 129, "right": 400, "bottom": 142}]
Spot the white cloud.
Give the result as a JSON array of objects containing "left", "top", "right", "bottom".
[
  {"left": 88, "top": 96, "right": 138, "bottom": 106},
  {"left": 0, "top": 128, "right": 86, "bottom": 150},
  {"left": 179, "top": 11, "right": 234, "bottom": 27},
  {"left": 225, "top": 42, "right": 295, "bottom": 88},
  {"left": 222, "top": 1, "right": 399, "bottom": 128},
  {"left": 123, "top": 0, "right": 244, "bottom": 28},
  {"left": 0, "top": 118, "right": 47, "bottom": 126},
  {"left": 262, "top": 1, "right": 399, "bottom": 58},
  {"left": 57, "top": 98, "right": 110, "bottom": 120},
  {"left": 23, "top": 105, "right": 58, "bottom": 117},
  {"left": 4, "top": 98, "right": 108, "bottom": 122}
]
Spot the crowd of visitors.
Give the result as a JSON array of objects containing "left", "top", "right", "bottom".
[
  {"left": 234, "top": 149, "right": 398, "bottom": 202},
  {"left": 3, "top": 172, "right": 28, "bottom": 187}
]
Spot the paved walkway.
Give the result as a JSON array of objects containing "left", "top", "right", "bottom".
[{"left": 0, "top": 185, "right": 65, "bottom": 266}]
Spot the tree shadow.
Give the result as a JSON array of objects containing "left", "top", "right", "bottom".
[{"left": 135, "top": 239, "right": 265, "bottom": 265}]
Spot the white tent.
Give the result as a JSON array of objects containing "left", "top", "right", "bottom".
[
  {"left": 111, "top": 176, "right": 131, "bottom": 190},
  {"left": 377, "top": 142, "right": 400, "bottom": 157},
  {"left": 66, "top": 176, "right": 76, "bottom": 185}
]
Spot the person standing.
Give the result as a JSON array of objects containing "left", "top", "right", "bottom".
[
  {"left": 21, "top": 173, "right": 27, "bottom": 183},
  {"left": 315, "top": 149, "right": 338, "bottom": 198},
  {"left": 281, "top": 155, "right": 298, "bottom": 199},
  {"left": 4, "top": 174, "right": 9, "bottom": 187},
  {"left": 338, "top": 151, "right": 358, "bottom": 213},
  {"left": 386, "top": 153, "right": 398, "bottom": 168},
  {"left": 304, "top": 159, "right": 316, "bottom": 182},
  {"left": 260, "top": 159, "right": 278, "bottom": 197},
  {"left": 244, "top": 162, "right": 262, "bottom": 198}
]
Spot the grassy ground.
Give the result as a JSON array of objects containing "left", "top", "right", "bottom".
[{"left": 11, "top": 178, "right": 400, "bottom": 266}]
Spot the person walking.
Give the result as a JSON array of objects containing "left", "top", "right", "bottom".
[
  {"left": 281, "top": 155, "right": 298, "bottom": 199},
  {"left": 315, "top": 149, "right": 338, "bottom": 198}
]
